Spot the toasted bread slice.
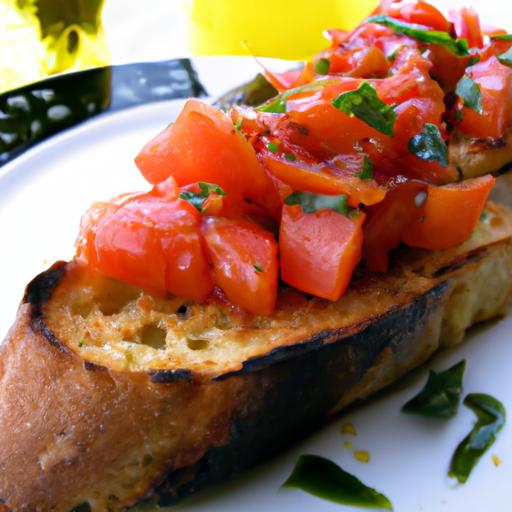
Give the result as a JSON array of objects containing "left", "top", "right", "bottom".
[{"left": 1, "top": 202, "right": 512, "bottom": 511}]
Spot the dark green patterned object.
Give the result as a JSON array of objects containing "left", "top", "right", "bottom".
[{"left": 0, "top": 59, "right": 206, "bottom": 166}]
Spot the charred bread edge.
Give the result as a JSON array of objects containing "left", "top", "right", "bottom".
[
  {"left": 6, "top": 234, "right": 510, "bottom": 510},
  {"left": 148, "top": 281, "right": 451, "bottom": 506},
  {"left": 25, "top": 262, "right": 450, "bottom": 508}
]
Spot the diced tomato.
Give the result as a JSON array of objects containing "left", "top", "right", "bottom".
[
  {"left": 280, "top": 205, "right": 365, "bottom": 301},
  {"left": 134, "top": 99, "right": 280, "bottom": 217},
  {"left": 383, "top": 0, "right": 451, "bottom": 32},
  {"left": 402, "top": 175, "right": 495, "bottom": 249},
  {"left": 450, "top": 7, "right": 484, "bottom": 49},
  {"left": 363, "top": 181, "right": 428, "bottom": 272},
  {"left": 457, "top": 57, "right": 512, "bottom": 140},
  {"left": 201, "top": 217, "right": 278, "bottom": 315},
  {"left": 257, "top": 140, "right": 386, "bottom": 206},
  {"left": 80, "top": 195, "right": 213, "bottom": 301}
]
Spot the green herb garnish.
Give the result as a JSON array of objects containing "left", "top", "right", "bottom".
[
  {"left": 367, "top": 15, "right": 469, "bottom": 56},
  {"left": 490, "top": 34, "right": 512, "bottom": 41},
  {"left": 402, "top": 360, "right": 465, "bottom": 418},
  {"left": 449, "top": 393, "right": 506, "bottom": 483},
  {"left": 455, "top": 76, "right": 482, "bottom": 113},
  {"left": 357, "top": 156, "right": 374, "bottom": 180},
  {"left": 408, "top": 123, "right": 448, "bottom": 167},
  {"left": 455, "top": 110, "right": 464, "bottom": 122},
  {"left": 285, "top": 192, "right": 349, "bottom": 215},
  {"left": 314, "top": 57, "right": 331, "bottom": 75},
  {"left": 267, "top": 141, "right": 279, "bottom": 153},
  {"left": 253, "top": 263, "right": 264, "bottom": 272},
  {"left": 283, "top": 454, "right": 393, "bottom": 510},
  {"left": 284, "top": 152, "right": 297, "bottom": 162},
  {"left": 467, "top": 55, "right": 481, "bottom": 66},
  {"left": 498, "top": 48, "right": 512, "bottom": 68},
  {"left": 179, "top": 182, "right": 226, "bottom": 212},
  {"left": 332, "top": 81, "right": 396, "bottom": 136}
]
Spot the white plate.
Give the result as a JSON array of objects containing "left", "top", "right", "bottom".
[{"left": 0, "top": 59, "right": 511, "bottom": 512}]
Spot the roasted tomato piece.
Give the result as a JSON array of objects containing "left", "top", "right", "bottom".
[
  {"left": 201, "top": 217, "right": 278, "bottom": 315},
  {"left": 135, "top": 99, "right": 280, "bottom": 217},
  {"left": 457, "top": 57, "right": 512, "bottom": 140},
  {"left": 402, "top": 175, "right": 495, "bottom": 249},
  {"left": 280, "top": 205, "right": 365, "bottom": 301},
  {"left": 363, "top": 181, "right": 428, "bottom": 272},
  {"left": 79, "top": 195, "right": 213, "bottom": 301}
]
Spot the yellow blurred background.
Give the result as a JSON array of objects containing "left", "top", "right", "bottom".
[
  {"left": 189, "top": 0, "right": 377, "bottom": 59},
  {"left": 0, "top": 0, "right": 378, "bottom": 94}
]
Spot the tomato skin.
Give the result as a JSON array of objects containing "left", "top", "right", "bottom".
[
  {"left": 201, "top": 217, "right": 278, "bottom": 315},
  {"left": 457, "top": 57, "right": 512, "bottom": 140},
  {"left": 402, "top": 175, "right": 495, "bottom": 249},
  {"left": 363, "top": 181, "right": 428, "bottom": 272},
  {"left": 280, "top": 205, "right": 365, "bottom": 301},
  {"left": 135, "top": 99, "right": 280, "bottom": 217}
]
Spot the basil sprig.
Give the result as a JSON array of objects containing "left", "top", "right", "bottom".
[
  {"left": 285, "top": 192, "right": 349, "bottom": 215},
  {"left": 402, "top": 360, "right": 466, "bottom": 419},
  {"left": 283, "top": 454, "right": 393, "bottom": 510},
  {"left": 490, "top": 34, "right": 512, "bottom": 41},
  {"left": 357, "top": 156, "right": 374, "bottom": 180},
  {"left": 332, "top": 82, "right": 397, "bottom": 136},
  {"left": 455, "top": 75, "right": 482, "bottom": 113},
  {"left": 367, "top": 14, "right": 469, "bottom": 56},
  {"left": 179, "top": 182, "right": 226, "bottom": 212},
  {"left": 498, "top": 48, "right": 512, "bottom": 68},
  {"left": 408, "top": 123, "right": 448, "bottom": 167},
  {"left": 449, "top": 393, "right": 506, "bottom": 483}
]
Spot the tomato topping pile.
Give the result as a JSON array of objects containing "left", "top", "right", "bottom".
[{"left": 76, "top": 0, "right": 508, "bottom": 314}]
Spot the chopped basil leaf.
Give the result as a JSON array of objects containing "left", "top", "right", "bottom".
[
  {"left": 283, "top": 454, "right": 393, "bottom": 510},
  {"left": 179, "top": 182, "right": 226, "bottom": 212},
  {"left": 408, "top": 123, "right": 448, "bottom": 167},
  {"left": 332, "top": 81, "right": 396, "bottom": 136},
  {"left": 367, "top": 15, "right": 469, "bottom": 56},
  {"left": 314, "top": 57, "right": 331, "bottom": 75},
  {"left": 449, "top": 393, "right": 506, "bottom": 483},
  {"left": 498, "top": 48, "right": 512, "bottom": 68},
  {"left": 455, "top": 110, "right": 464, "bottom": 122},
  {"left": 357, "top": 156, "right": 374, "bottom": 180},
  {"left": 267, "top": 142, "right": 279, "bottom": 153},
  {"left": 285, "top": 191, "right": 350, "bottom": 215},
  {"left": 468, "top": 55, "right": 481, "bottom": 66},
  {"left": 253, "top": 263, "right": 264, "bottom": 272},
  {"left": 455, "top": 76, "right": 482, "bottom": 113},
  {"left": 284, "top": 152, "right": 297, "bottom": 162},
  {"left": 402, "top": 360, "right": 465, "bottom": 418},
  {"left": 490, "top": 34, "right": 512, "bottom": 41}
]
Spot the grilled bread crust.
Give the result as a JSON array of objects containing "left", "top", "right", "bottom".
[{"left": 1, "top": 202, "right": 512, "bottom": 512}]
